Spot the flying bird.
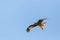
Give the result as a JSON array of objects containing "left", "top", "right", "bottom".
[{"left": 26, "top": 18, "right": 47, "bottom": 32}]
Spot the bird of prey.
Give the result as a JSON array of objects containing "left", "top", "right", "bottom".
[{"left": 26, "top": 18, "right": 47, "bottom": 32}]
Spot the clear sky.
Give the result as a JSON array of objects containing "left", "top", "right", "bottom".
[{"left": 0, "top": 0, "right": 60, "bottom": 40}]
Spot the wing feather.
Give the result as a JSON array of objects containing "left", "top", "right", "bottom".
[{"left": 27, "top": 23, "right": 38, "bottom": 32}]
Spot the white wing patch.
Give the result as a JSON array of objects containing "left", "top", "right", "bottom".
[{"left": 29, "top": 26, "right": 33, "bottom": 30}]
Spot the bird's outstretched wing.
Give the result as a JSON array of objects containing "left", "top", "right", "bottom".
[
  {"left": 37, "top": 18, "right": 47, "bottom": 24},
  {"left": 27, "top": 23, "right": 38, "bottom": 32}
]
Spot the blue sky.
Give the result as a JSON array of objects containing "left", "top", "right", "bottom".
[{"left": 0, "top": 0, "right": 60, "bottom": 40}]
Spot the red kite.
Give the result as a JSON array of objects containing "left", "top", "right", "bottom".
[{"left": 26, "top": 18, "right": 47, "bottom": 32}]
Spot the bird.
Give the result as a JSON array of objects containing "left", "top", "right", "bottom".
[{"left": 26, "top": 18, "right": 47, "bottom": 32}]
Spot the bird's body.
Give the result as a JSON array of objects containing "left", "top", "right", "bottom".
[{"left": 27, "top": 18, "right": 47, "bottom": 32}]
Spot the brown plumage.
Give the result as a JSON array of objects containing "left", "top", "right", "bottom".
[{"left": 27, "top": 18, "right": 47, "bottom": 32}]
